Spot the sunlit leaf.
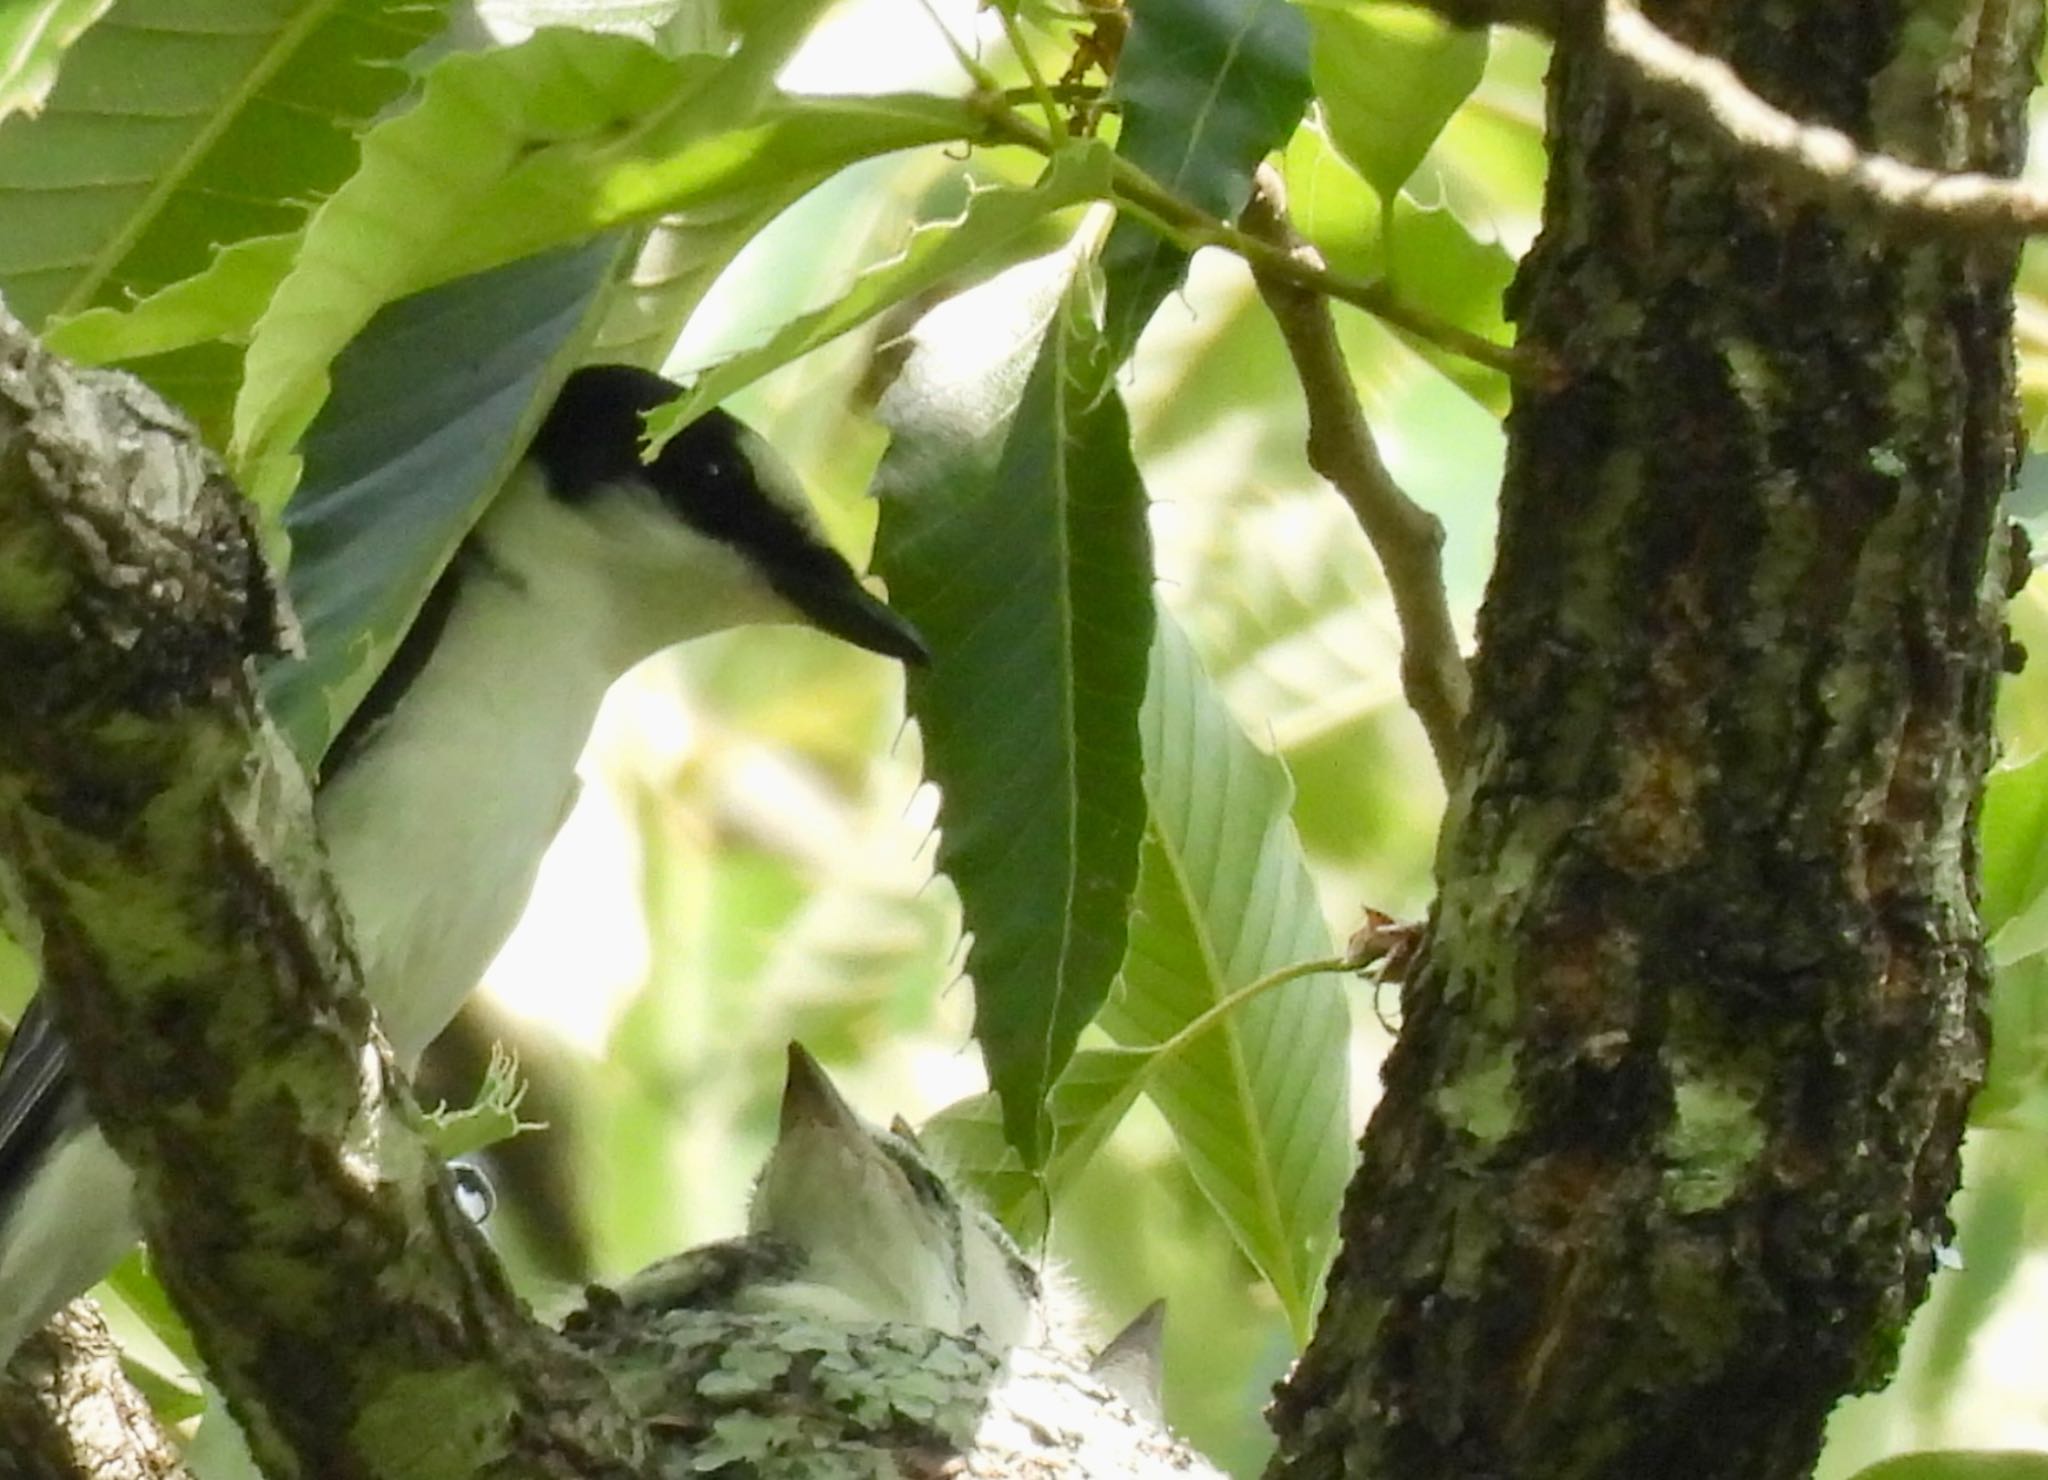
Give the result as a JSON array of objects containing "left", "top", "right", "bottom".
[
  {"left": 233, "top": 21, "right": 977, "bottom": 504},
  {"left": 1298, "top": 0, "right": 1486, "bottom": 205},
  {"left": 1104, "top": 612, "right": 1350, "bottom": 1339},
  {"left": 422, "top": 1046, "right": 533, "bottom": 1159},
  {"left": 43, "top": 232, "right": 297, "bottom": 365},
  {"left": 1846, "top": 1454, "right": 2048, "bottom": 1480},
  {"left": 1975, "top": 748, "right": 2048, "bottom": 1129},
  {"left": 0, "top": 926, "right": 30, "bottom": 1025},
  {"left": 0, "top": 0, "right": 113, "bottom": 122},
  {"left": 477, "top": 0, "right": 723, "bottom": 49},
  {"left": 874, "top": 246, "right": 1154, "bottom": 1162},
  {"left": 648, "top": 143, "right": 1113, "bottom": 447},
  {"left": 1282, "top": 121, "right": 1511, "bottom": 412},
  {"left": 0, "top": 0, "right": 452, "bottom": 329},
  {"left": 1100, "top": 0, "right": 1311, "bottom": 358},
  {"left": 103, "top": 1250, "right": 197, "bottom": 1367}
]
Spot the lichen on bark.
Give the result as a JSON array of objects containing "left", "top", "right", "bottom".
[{"left": 1267, "top": 3, "right": 2040, "bottom": 1477}]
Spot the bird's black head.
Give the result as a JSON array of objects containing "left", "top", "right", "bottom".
[{"left": 529, "top": 365, "right": 928, "bottom": 666}]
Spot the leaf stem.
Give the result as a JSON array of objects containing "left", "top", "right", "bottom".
[
  {"left": 1142, "top": 956, "right": 1354, "bottom": 1077},
  {"left": 990, "top": 3, "right": 1068, "bottom": 143},
  {"left": 911, "top": 0, "right": 1003, "bottom": 94}
]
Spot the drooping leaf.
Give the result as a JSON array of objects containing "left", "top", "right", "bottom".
[
  {"left": 1298, "top": 0, "right": 1487, "bottom": 205},
  {"left": 647, "top": 143, "right": 1112, "bottom": 447},
  {"left": 232, "top": 33, "right": 700, "bottom": 502},
  {"left": 918, "top": 1047, "right": 1152, "bottom": 1233},
  {"left": 1106, "top": 612, "right": 1349, "bottom": 1338},
  {"left": 0, "top": 0, "right": 113, "bottom": 122},
  {"left": 1282, "top": 121, "right": 1512, "bottom": 412},
  {"left": 233, "top": 21, "right": 978, "bottom": 504},
  {"left": 874, "top": 245, "right": 1154, "bottom": 1163},
  {"left": 0, "top": 0, "right": 453, "bottom": 328},
  {"left": 580, "top": 0, "right": 841, "bottom": 367},
  {"left": 261, "top": 241, "right": 619, "bottom": 764},
  {"left": 1099, "top": 0, "right": 1312, "bottom": 359},
  {"left": 918, "top": 612, "right": 1351, "bottom": 1331}
]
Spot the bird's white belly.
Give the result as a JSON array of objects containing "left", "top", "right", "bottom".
[{"left": 316, "top": 683, "right": 591, "bottom": 1066}]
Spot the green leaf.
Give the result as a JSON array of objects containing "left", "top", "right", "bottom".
[
  {"left": 874, "top": 247, "right": 1154, "bottom": 1163},
  {"left": 103, "top": 1250, "right": 197, "bottom": 1367},
  {"left": 1846, "top": 1455, "right": 2048, "bottom": 1480},
  {"left": 1282, "top": 121, "right": 1511, "bottom": 412},
  {"left": 918, "top": 1047, "right": 1153, "bottom": 1234},
  {"left": 43, "top": 231, "right": 297, "bottom": 364},
  {"left": 427, "top": 91, "right": 978, "bottom": 290},
  {"left": 0, "top": 925, "right": 31, "bottom": 1023},
  {"left": 647, "top": 143, "right": 1113, "bottom": 447},
  {"left": 0, "top": 0, "right": 452, "bottom": 329},
  {"left": 1099, "top": 0, "right": 1311, "bottom": 358},
  {"left": 1976, "top": 955, "right": 2048, "bottom": 1130},
  {"left": 1976, "top": 749, "right": 2048, "bottom": 1126},
  {"left": 233, "top": 32, "right": 697, "bottom": 499},
  {"left": 0, "top": 0, "right": 114, "bottom": 122},
  {"left": 422, "top": 1045, "right": 533, "bottom": 1158},
  {"left": 1106, "top": 612, "right": 1350, "bottom": 1338},
  {"left": 1299, "top": 0, "right": 1487, "bottom": 204},
  {"left": 119, "top": 1356, "right": 204, "bottom": 1425},
  {"left": 478, "top": 0, "right": 723, "bottom": 48},
  {"left": 233, "top": 20, "right": 977, "bottom": 502},
  {"left": 1982, "top": 747, "right": 2048, "bottom": 942},
  {"left": 261, "top": 241, "right": 618, "bottom": 762}
]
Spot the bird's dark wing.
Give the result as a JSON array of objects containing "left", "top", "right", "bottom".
[{"left": 0, "top": 996, "right": 81, "bottom": 1201}]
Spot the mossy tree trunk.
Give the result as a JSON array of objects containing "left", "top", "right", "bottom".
[{"left": 1268, "top": 4, "right": 2038, "bottom": 1476}]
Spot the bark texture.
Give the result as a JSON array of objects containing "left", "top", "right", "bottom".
[
  {"left": 1267, "top": 4, "right": 2038, "bottom": 1477},
  {"left": 0, "top": 315, "right": 644, "bottom": 1480},
  {"left": 0, "top": 1304, "right": 188, "bottom": 1480}
]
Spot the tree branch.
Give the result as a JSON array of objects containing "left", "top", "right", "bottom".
[
  {"left": 0, "top": 308, "right": 641, "bottom": 1479},
  {"left": 1406, "top": 0, "right": 2048, "bottom": 238},
  {"left": 969, "top": 99, "right": 1552, "bottom": 385},
  {"left": 1242, "top": 168, "right": 1471, "bottom": 780},
  {"left": 0, "top": 1304, "right": 189, "bottom": 1480}
]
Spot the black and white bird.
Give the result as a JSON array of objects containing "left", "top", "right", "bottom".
[
  {"left": 574, "top": 1044, "right": 1166, "bottom": 1424},
  {"left": 0, "top": 364, "right": 928, "bottom": 1359},
  {"left": 592, "top": 1044, "right": 1046, "bottom": 1345}
]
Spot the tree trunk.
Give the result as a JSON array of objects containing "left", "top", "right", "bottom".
[{"left": 1268, "top": 4, "right": 2038, "bottom": 1477}]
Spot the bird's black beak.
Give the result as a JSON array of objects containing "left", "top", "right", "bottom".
[{"left": 783, "top": 571, "right": 931, "bottom": 666}]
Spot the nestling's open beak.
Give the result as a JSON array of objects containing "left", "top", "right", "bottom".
[{"left": 786, "top": 572, "right": 931, "bottom": 666}]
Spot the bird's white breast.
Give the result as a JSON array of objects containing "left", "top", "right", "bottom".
[{"left": 316, "top": 558, "right": 618, "bottom": 1065}]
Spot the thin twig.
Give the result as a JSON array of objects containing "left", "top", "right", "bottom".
[
  {"left": 1603, "top": 1, "right": 2048, "bottom": 237},
  {"left": 1242, "top": 167, "right": 1472, "bottom": 780},
  {"left": 970, "top": 99, "right": 1552, "bottom": 385},
  {"left": 1405, "top": 0, "right": 2048, "bottom": 239}
]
